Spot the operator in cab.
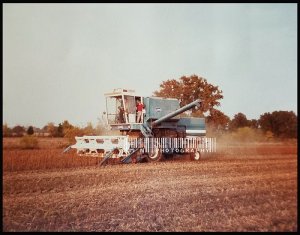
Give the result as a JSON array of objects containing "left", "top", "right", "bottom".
[{"left": 136, "top": 99, "right": 144, "bottom": 123}]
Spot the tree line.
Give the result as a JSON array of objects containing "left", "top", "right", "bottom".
[
  {"left": 3, "top": 75, "right": 297, "bottom": 140},
  {"left": 2, "top": 120, "right": 106, "bottom": 139}
]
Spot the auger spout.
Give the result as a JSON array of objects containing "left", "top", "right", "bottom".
[{"left": 151, "top": 99, "right": 201, "bottom": 128}]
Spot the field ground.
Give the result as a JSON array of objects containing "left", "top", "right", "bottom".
[{"left": 2, "top": 137, "right": 298, "bottom": 232}]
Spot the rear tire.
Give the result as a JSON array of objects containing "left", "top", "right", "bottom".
[{"left": 190, "top": 150, "right": 201, "bottom": 161}]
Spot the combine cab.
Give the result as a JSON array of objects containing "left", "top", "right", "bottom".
[{"left": 65, "top": 88, "right": 216, "bottom": 165}]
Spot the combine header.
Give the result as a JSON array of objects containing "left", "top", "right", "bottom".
[{"left": 65, "top": 88, "right": 216, "bottom": 165}]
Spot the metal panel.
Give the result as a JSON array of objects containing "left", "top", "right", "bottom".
[
  {"left": 178, "top": 117, "right": 206, "bottom": 136},
  {"left": 178, "top": 117, "right": 206, "bottom": 130},
  {"left": 144, "top": 97, "right": 180, "bottom": 121}
]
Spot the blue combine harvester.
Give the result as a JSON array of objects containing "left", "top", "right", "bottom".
[{"left": 66, "top": 88, "right": 216, "bottom": 165}]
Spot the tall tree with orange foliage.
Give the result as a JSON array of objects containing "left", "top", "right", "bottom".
[{"left": 154, "top": 75, "right": 224, "bottom": 116}]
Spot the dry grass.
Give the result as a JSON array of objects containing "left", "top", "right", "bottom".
[
  {"left": 3, "top": 138, "right": 100, "bottom": 171},
  {"left": 2, "top": 137, "right": 297, "bottom": 232}
]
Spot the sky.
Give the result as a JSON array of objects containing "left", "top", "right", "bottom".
[{"left": 3, "top": 3, "right": 297, "bottom": 128}]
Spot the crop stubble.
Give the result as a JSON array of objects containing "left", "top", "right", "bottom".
[{"left": 2, "top": 139, "right": 297, "bottom": 232}]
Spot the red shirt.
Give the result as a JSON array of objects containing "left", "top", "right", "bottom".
[{"left": 136, "top": 103, "right": 144, "bottom": 111}]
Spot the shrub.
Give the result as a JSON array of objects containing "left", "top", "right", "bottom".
[
  {"left": 19, "top": 136, "right": 39, "bottom": 149},
  {"left": 27, "top": 126, "right": 34, "bottom": 135},
  {"left": 64, "top": 127, "right": 85, "bottom": 143}
]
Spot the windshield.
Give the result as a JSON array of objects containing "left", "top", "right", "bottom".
[
  {"left": 106, "top": 95, "right": 143, "bottom": 124},
  {"left": 106, "top": 96, "right": 125, "bottom": 124}
]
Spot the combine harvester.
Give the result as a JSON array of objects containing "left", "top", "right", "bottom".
[{"left": 65, "top": 88, "right": 216, "bottom": 165}]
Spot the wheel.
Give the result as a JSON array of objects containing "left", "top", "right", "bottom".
[
  {"left": 190, "top": 150, "right": 201, "bottom": 161},
  {"left": 146, "top": 146, "right": 164, "bottom": 162}
]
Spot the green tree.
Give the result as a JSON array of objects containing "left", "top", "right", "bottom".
[
  {"left": 12, "top": 125, "right": 25, "bottom": 137},
  {"left": 46, "top": 122, "right": 57, "bottom": 137},
  {"left": 64, "top": 126, "right": 85, "bottom": 142},
  {"left": 154, "top": 75, "right": 223, "bottom": 116},
  {"left": 3, "top": 123, "right": 12, "bottom": 137},
  {"left": 56, "top": 123, "right": 64, "bottom": 137},
  {"left": 60, "top": 120, "right": 74, "bottom": 137},
  {"left": 229, "top": 113, "right": 250, "bottom": 131},
  {"left": 27, "top": 126, "right": 34, "bottom": 135},
  {"left": 206, "top": 109, "right": 230, "bottom": 133},
  {"left": 258, "top": 112, "right": 273, "bottom": 132},
  {"left": 259, "top": 111, "right": 297, "bottom": 138}
]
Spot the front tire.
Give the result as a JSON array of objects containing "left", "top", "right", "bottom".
[{"left": 147, "top": 146, "right": 164, "bottom": 162}]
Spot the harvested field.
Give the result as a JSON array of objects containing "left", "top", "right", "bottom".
[{"left": 2, "top": 138, "right": 297, "bottom": 232}]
